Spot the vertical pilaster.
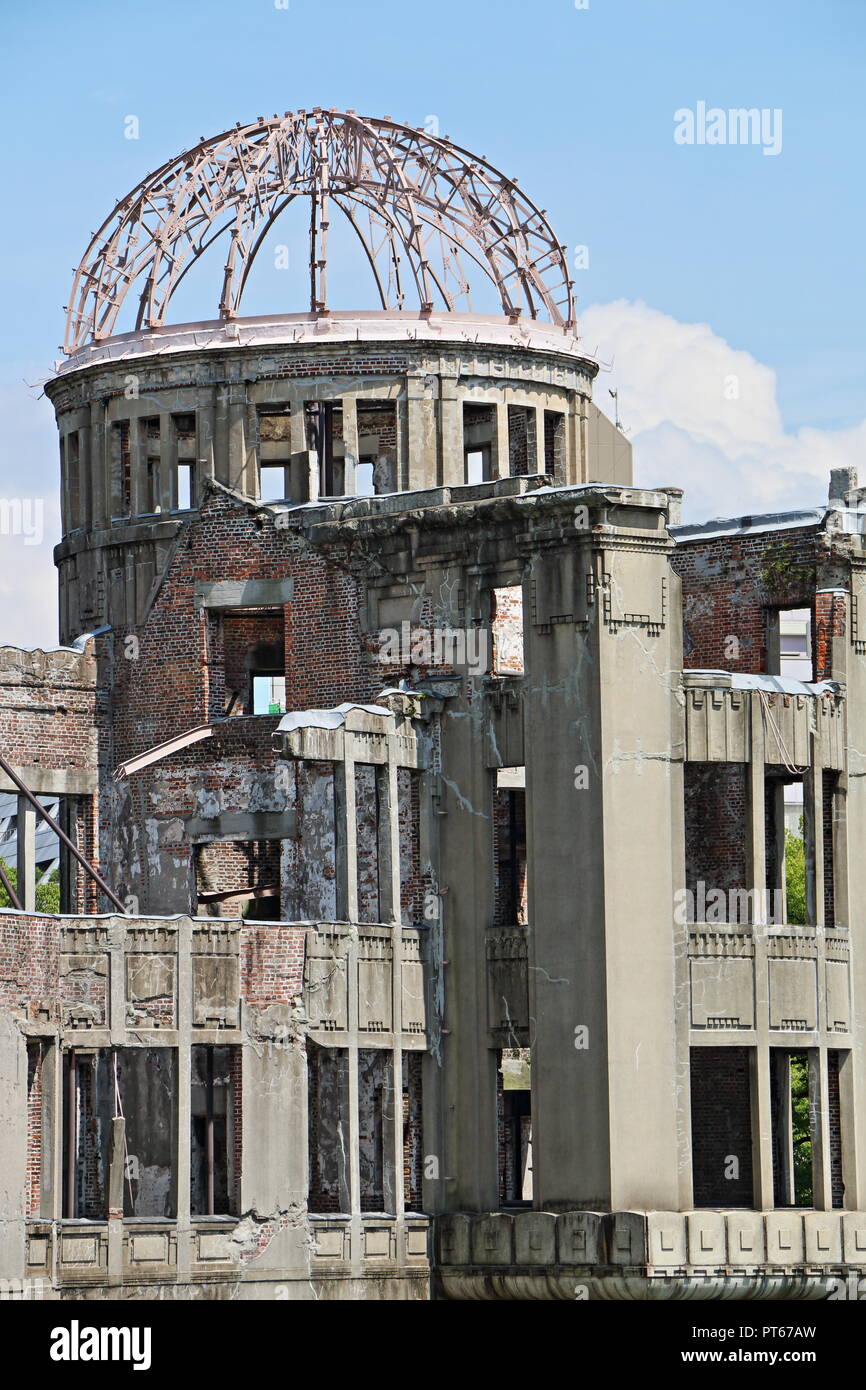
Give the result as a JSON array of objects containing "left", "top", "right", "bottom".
[
  {"left": 748, "top": 693, "right": 775, "bottom": 1208},
  {"left": 176, "top": 920, "right": 192, "bottom": 1277},
  {"left": 197, "top": 386, "right": 217, "bottom": 485},
  {"left": 89, "top": 399, "right": 107, "bottom": 527},
  {"left": 494, "top": 400, "right": 510, "bottom": 480},
  {"left": 16, "top": 796, "right": 36, "bottom": 912},
  {"left": 534, "top": 406, "right": 546, "bottom": 474},
  {"left": 439, "top": 378, "right": 462, "bottom": 487},
  {"left": 406, "top": 378, "right": 436, "bottom": 489},
  {"left": 810, "top": 1046, "right": 833, "bottom": 1210},
  {"left": 341, "top": 396, "right": 359, "bottom": 497}
]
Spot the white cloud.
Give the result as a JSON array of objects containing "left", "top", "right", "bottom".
[
  {"left": 581, "top": 299, "right": 866, "bottom": 521},
  {"left": 0, "top": 374, "right": 62, "bottom": 651}
]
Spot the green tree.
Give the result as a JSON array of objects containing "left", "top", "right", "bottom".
[
  {"left": 785, "top": 825, "right": 806, "bottom": 925},
  {"left": 790, "top": 1056, "right": 813, "bottom": 1205},
  {"left": 0, "top": 863, "right": 60, "bottom": 913}
]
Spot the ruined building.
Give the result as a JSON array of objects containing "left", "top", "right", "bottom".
[{"left": 0, "top": 110, "right": 864, "bottom": 1300}]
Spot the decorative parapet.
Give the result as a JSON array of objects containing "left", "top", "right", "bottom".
[
  {"left": 687, "top": 925, "right": 850, "bottom": 1039},
  {"left": 485, "top": 925, "right": 530, "bottom": 1043},
  {"left": 303, "top": 922, "right": 427, "bottom": 1047},
  {"left": 683, "top": 675, "right": 845, "bottom": 768},
  {"left": 436, "top": 1209, "right": 866, "bottom": 1300}
]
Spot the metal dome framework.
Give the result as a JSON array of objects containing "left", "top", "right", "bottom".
[{"left": 63, "top": 109, "right": 576, "bottom": 354}]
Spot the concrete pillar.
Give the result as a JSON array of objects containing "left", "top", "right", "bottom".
[
  {"left": 227, "top": 388, "right": 247, "bottom": 493},
  {"left": 534, "top": 405, "right": 546, "bottom": 474},
  {"left": 395, "top": 392, "right": 408, "bottom": 491},
  {"left": 89, "top": 399, "right": 107, "bottom": 527},
  {"left": 747, "top": 693, "right": 775, "bottom": 1208},
  {"left": 381, "top": 755, "right": 405, "bottom": 1217},
  {"left": 130, "top": 416, "right": 146, "bottom": 517},
  {"left": 107, "top": 1115, "right": 124, "bottom": 1284},
  {"left": 837, "top": 585, "right": 866, "bottom": 1202},
  {"left": 494, "top": 401, "right": 510, "bottom": 480},
  {"left": 16, "top": 796, "right": 36, "bottom": 913},
  {"left": 341, "top": 396, "right": 359, "bottom": 497},
  {"left": 435, "top": 673, "right": 500, "bottom": 1213},
  {"left": 810, "top": 1046, "right": 833, "bottom": 1210},
  {"left": 439, "top": 381, "right": 462, "bottom": 486},
  {"left": 214, "top": 386, "right": 230, "bottom": 486},
  {"left": 335, "top": 757, "right": 359, "bottom": 924},
  {"left": 197, "top": 386, "right": 217, "bottom": 484},
  {"left": 406, "top": 378, "right": 436, "bottom": 490},
  {"left": 524, "top": 522, "right": 682, "bottom": 1211},
  {"left": 159, "top": 413, "right": 176, "bottom": 512},
  {"left": 78, "top": 419, "right": 92, "bottom": 531},
  {"left": 804, "top": 750, "right": 823, "bottom": 927},
  {"left": 176, "top": 920, "right": 192, "bottom": 1278}
]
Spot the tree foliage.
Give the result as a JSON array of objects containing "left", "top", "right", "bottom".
[{"left": 0, "top": 863, "right": 60, "bottom": 914}]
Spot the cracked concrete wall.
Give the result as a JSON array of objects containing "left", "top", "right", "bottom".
[{"left": 0, "top": 1013, "right": 27, "bottom": 1279}]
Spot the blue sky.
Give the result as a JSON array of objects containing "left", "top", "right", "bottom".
[{"left": 1, "top": 0, "right": 864, "bottom": 645}]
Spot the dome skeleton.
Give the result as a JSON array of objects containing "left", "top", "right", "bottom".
[{"left": 63, "top": 109, "right": 576, "bottom": 354}]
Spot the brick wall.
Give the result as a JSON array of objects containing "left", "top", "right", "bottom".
[
  {"left": 814, "top": 590, "right": 847, "bottom": 681},
  {"left": 690, "top": 1046, "right": 754, "bottom": 1206},
  {"left": 684, "top": 764, "right": 748, "bottom": 911},
  {"left": 672, "top": 527, "right": 822, "bottom": 672},
  {"left": 402, "top": 1051, "right": 423, "bottom": 1210},
  {"left": 196, "top": 838, "right": 280, "bottom": 916},
  {"left": 828, "top": 1050, "right": 844, "bottom": 1209},
  {"left": 26, "top": 1041, "right": 43, "bottom": 1217},
  {"left": 492, "top": 786, "right": 528, "bottom": 925},
  {"left": 491, "top": 586, "right": 524, "bottom": 676}
]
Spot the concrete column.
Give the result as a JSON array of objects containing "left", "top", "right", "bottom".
[
  {"left": 804, "top": 749, "right": 824, "bottom": 928},
  {"left": 381, "top": 756, "right": 405, "bottom": 1217},
  {"left": 439, "top": 380, "right": 462, "bottom": 486},
  {"left": 89, "top": 399, "right": 107, "bottom": 527},
  {"left": 771, "top": 1052, "right": 794, "bottom": 1205},
  {"left": 748, "top": 693, "right": 775, "bottom": 1208},
  {"left": 159, "top": 414, "right": 176, "bottom": 512},
  {"left": 60, "top": 433, "right": 70, "bottom": 535},
  {"left": 524, "top": 525, "right": 682, "bottom": 1211},
  {"left": 406, "top": 378, "right": 436, "bottom": 490},
  {"left": 16, "top": 796, "right": 36, "bottom": 913},
  {"left": 435, "top": 677, "right": 499, "bottom": 1213},
  {"left": 534, "top": 405, "right": 546, "bottom": 474},
  {"left": 335, "top": 756, "right": 359, "bottom": 924},
  {"left": 839, "top": 1047, "right": 861, "bottom": 1207},
  {"left": 78, "top": 420, "right": 92, "bottom": 531},
  {"left": 346, "top": 933, "right": 361, "bottom": 1222},
  {"left": 214, "top": 386, "right": 230, "bottom": 486},
  {"left": 566, "top": 392, "right": 585, "bottom": 486},
  {"left": 833, "top": 771, "right": 849, "bottom": 928},
  {"left": 107, "top": 1114, "right": 124, "bottom": 1284},
  {"left": 493, "top": 400, "right": 510, "bottom": 480},
  {"left": 395, "top": 392, "right": 408, "bottom": 491},
  {"left": 176, "top": 920, "right": 192, "bottom": 1277},
  {"left": 197, "top": 386, "right": 217, "bottom": 484},
  {"left": 838, "top": 583, "right": 866, "bottom": 1200},
  {"left": 289, "top": 395, "right": 307, "bottom": 455},
  {"left": 810, "top": 1046, "right": 833, "bottom": 1210},
  {"left": 341, "top": 396, "right": 359, "bottom": 497},
  {"left": 129, "top": 417, "right": 146, "bottom": 517},
  {"left": 227, "top": 388, "right": 247, "bottom": 493}
]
